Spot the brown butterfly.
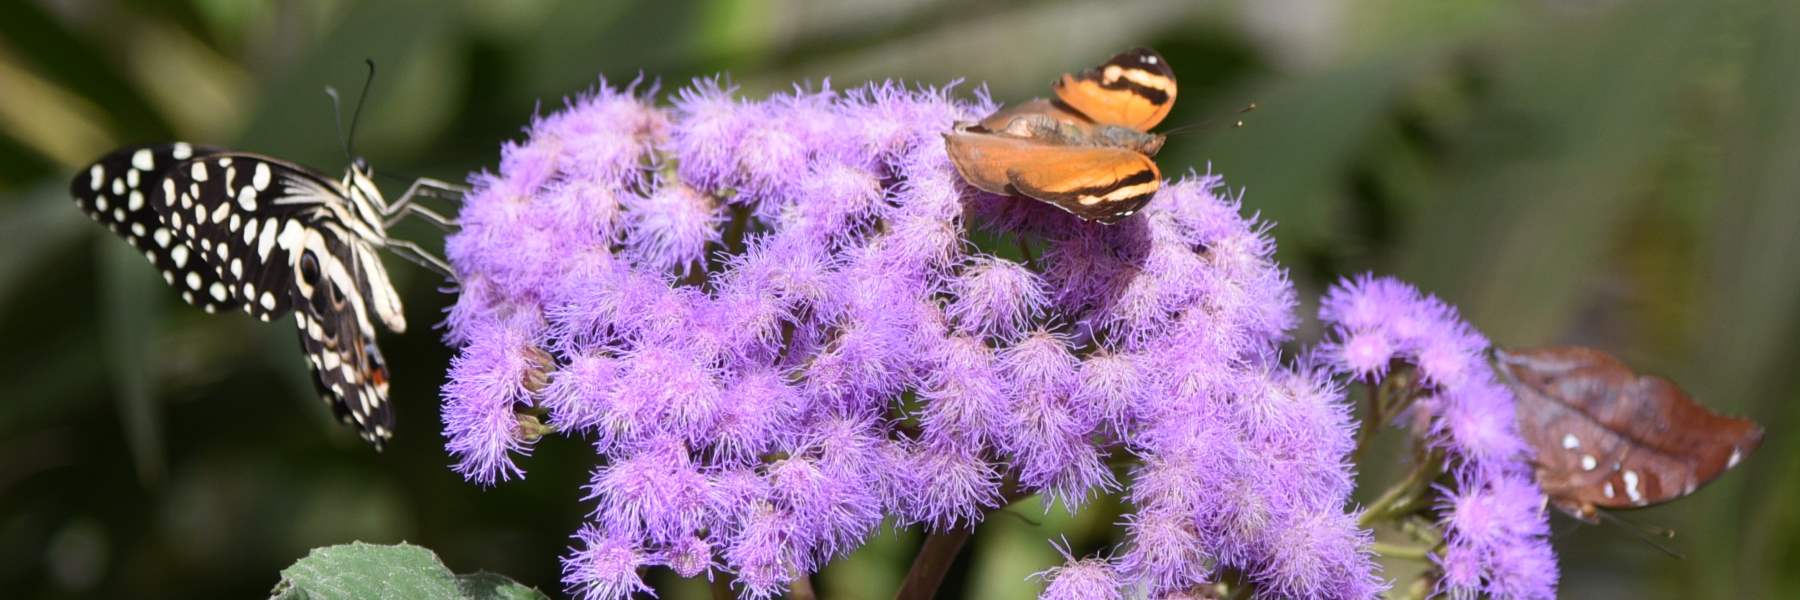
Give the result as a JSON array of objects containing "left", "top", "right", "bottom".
[
  {"left": 943, "top": 47, "right": 1177, "bottom": 224},
  {"left": 1494, "top": 346, "right": 1763, "bottom": 522}
]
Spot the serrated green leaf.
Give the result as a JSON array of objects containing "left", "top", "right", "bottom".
[
  {"left": 273, "top": 543, "right": 544, "bottom": 600},
  {"left": 272, "top": 542, "right": 462, "bottom": 600}
]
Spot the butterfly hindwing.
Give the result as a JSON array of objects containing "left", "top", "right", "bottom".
[
  {"left": 293, "top": 224, "right": 395, "bottom": 447},
  {"left": 944, "top": 129, "right": 1159, "bottom": 224},
  {"left": 71, "top": 143, "right": 247, "bottom": 313},
  {"left": 1053, "top": 47, "right": 1177, "bottom": 130}
]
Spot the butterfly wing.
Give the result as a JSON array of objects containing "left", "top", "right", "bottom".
[
  {"left": 70, "top": 143, "right": 249, "bottom": 313},
  {"left": 293, "top": 223, "right": 395, "bottom": 447},
  {"left": 944, "top": 129, "right": 1159, "bottom": 224},
  {"left": 117, "top": 148, "right": 399, "bottom": 448},
  {"left": 152, "top": 153, "right": 351, "bottom": 323},
  {"left": 1053, "top": 47, "right": 1177, "bottom": 130},
  {"left": 1497, "top": 346, "right": 1764, "bottom": 521}
]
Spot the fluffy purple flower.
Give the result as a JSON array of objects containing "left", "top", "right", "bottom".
[
  {"left": 1033, "top": 542, "right": 1124, "bottom": 600},
  {"left": 445, "top": 77, "right": 1386, "bottom": 598},
  {"left": 562, "top": 525, "right": 654, "bottom": 600},
  {"left": 1318, "top": 275, "right": 1556, "bottom": 598}
]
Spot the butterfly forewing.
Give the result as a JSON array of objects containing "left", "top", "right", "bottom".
[
  {"left": 944, "top": 129, "right": 1159, "bottom": 224},
  {"left": 71, "top": 143, "right": 245, "bottom": 313},
  {"left": 153, "top": 153, "right": 354, "bottom": 322},
  {"left": 1496, "top": 346, "right": 1764, "bottom": 521},
  {"left": 1053, "top": 47, "right": 1178, "bottom": 130}
]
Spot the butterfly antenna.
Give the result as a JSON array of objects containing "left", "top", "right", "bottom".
[
  {"left": 347, "top": 59, "right": 376, "bottom": 159},
  {"left": 1596, "top": 511, "right": 1684, "bottom": 559},
  {"left": 326, "top": 86, "right": 351, "bottom": 163},
  {"left": 1160, "top": 102, "right": 1258, "bottom": 137}
]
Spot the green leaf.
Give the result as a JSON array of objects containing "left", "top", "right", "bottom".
[
  {"left": 271, "top": 542, "right": 544, "bottom": 600},
  {"left": 456, "top": 572, "right": 552, "bottom": 600}
]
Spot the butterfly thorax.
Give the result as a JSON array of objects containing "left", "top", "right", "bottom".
[{"left": 339, "top": 161, "right": 392, "bottom": 242}]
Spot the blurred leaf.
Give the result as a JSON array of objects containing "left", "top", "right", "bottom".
[
  {"left": 0, "top": 183, "right": 89, "bottom": 316},
  {"left": 271, "top": 542, "right": 544, "bottom": 600},
  {"left": 1692, "top": 0, "right": 1800, "bottom": 596},
  {"left": 0, "top": 1, "right": 173, "bottom": 140},
  {"left": 236, "top": 0, "right": 457, "bottom": 165},
  {"left": 1399, "top": 0, "right": 1722, "bottom": 345},
  {"left": 98, "top": 233, "right": 166, "bottom": 486},
  {"left": 0, "top": 50, "right": 114, "bottom": 167},
  {"left": 1182, "top": 53, "right": 1428, "bottom": 258},
  {"left": 124, "top": 23, "right": 251, "bottom": 142}
]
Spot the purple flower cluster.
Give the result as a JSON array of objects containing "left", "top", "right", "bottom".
[
  {"left": 442, "top": 76, "right": 1382, "bottom": 599},
  {"left": 1318, "top": 275, "right": 1558, "bottom": 599}
]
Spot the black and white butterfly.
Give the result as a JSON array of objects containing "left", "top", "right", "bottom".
[{"left": 70, "top": 142, "right": 460, "bottom": 449}]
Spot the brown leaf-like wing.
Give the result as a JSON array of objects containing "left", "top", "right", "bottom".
[
  {"left": 1495, "top": 346, "right": 1764, "bottom": 522},
  {"left": 942, "top": 129, "right": 1159, "bottom": 224},
  {"left": 1052, "top": 47, "right": 1177, "bottom": 131}
]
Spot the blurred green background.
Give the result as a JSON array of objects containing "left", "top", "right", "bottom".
[{"left": 1, "top": 0, "right": 1796, "bottom": 598}]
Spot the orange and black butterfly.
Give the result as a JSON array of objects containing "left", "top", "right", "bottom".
[{"left": 944, "top": 47, "right": 1176, "bottom": 224}]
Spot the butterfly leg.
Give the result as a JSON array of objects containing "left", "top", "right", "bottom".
[
  {"left": 384, "top": 238, "right": 455, "bottom": 280},
  {"left": 383, "top": 178, "right": 463, "bottom": 230}
]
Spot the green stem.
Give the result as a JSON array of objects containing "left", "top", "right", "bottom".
[
  {"left": 1351, "top": 380, "right": 1382, "bottom": 462},
  {"left": 1371, "top": 541, "right": 1433, "bottom": 561},
  {"left": 1358, "top": 449, "right": 1444, "bottom": 527}
]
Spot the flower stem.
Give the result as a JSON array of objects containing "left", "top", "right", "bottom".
[
  {"left": 892, "top": 526, "right": 974, "bottom": 600},
  {"left": 891, "top": 476, "right": 1033, "bottom": 600},
  {"left": 1358, "top": 448, "right": 1444, "bottom": 527},
  {"left": 787, "top": 574, "right": 817, "bottom": 600},
  {"left": 1352, "top": 380, "right": 1382, "bottom": 462},
  {"left": 1371, "top": 541, "right": 1433, "bottom": 561}
]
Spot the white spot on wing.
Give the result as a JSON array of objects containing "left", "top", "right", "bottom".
[
  {"left": 128, "top": 190, "right": 144, "bottom": 211},
  {"left": 132, "top": 149, "right": 154, "bottom": 171},
  {"left": 185, "top": 271, "right": 202, "bottom": 290},
  {"left": 190, "top": 162, "right": 208, "bottom": 182},
  {"left": 153, "top": 228, "right": 172, "bottom": 248},
  {"left": 170, "top": 245, "right": 190, "bottom": 268},
  {"left": 209, "top": 282, "right": 228, "bottom": 302},
  {"left": 1603, "top": 481, "right": 1615, "bottom": 498},
  {"left": 1580, "top": 454, "right": 1597, "bottom": 471},
  {"left": 1623, "top": 470, "right": 1643, "bottom": 505},
  {"left": 237, "top": 185, "right": 258, "bottom": 211},
  {"left": 89, "top": 165, "right": 104, "bottom": 190},
  {"left": 260, "top": 291, "right": 276, "bottom": 311},
  {"left": 253, "top": 162, "right": 272, "bottom": 191},
  {"left": 171, "top": 142, "right": 193, "bottom": 160},
  {"left": 1562, "top": 434, "right": 1580, "bottom": 449},
  {"left": 1728, "top": 448, "right": 1742, "bottom": 468},
  {"left": 257, "top": 218, "right": 280, "bottom": 260}
]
